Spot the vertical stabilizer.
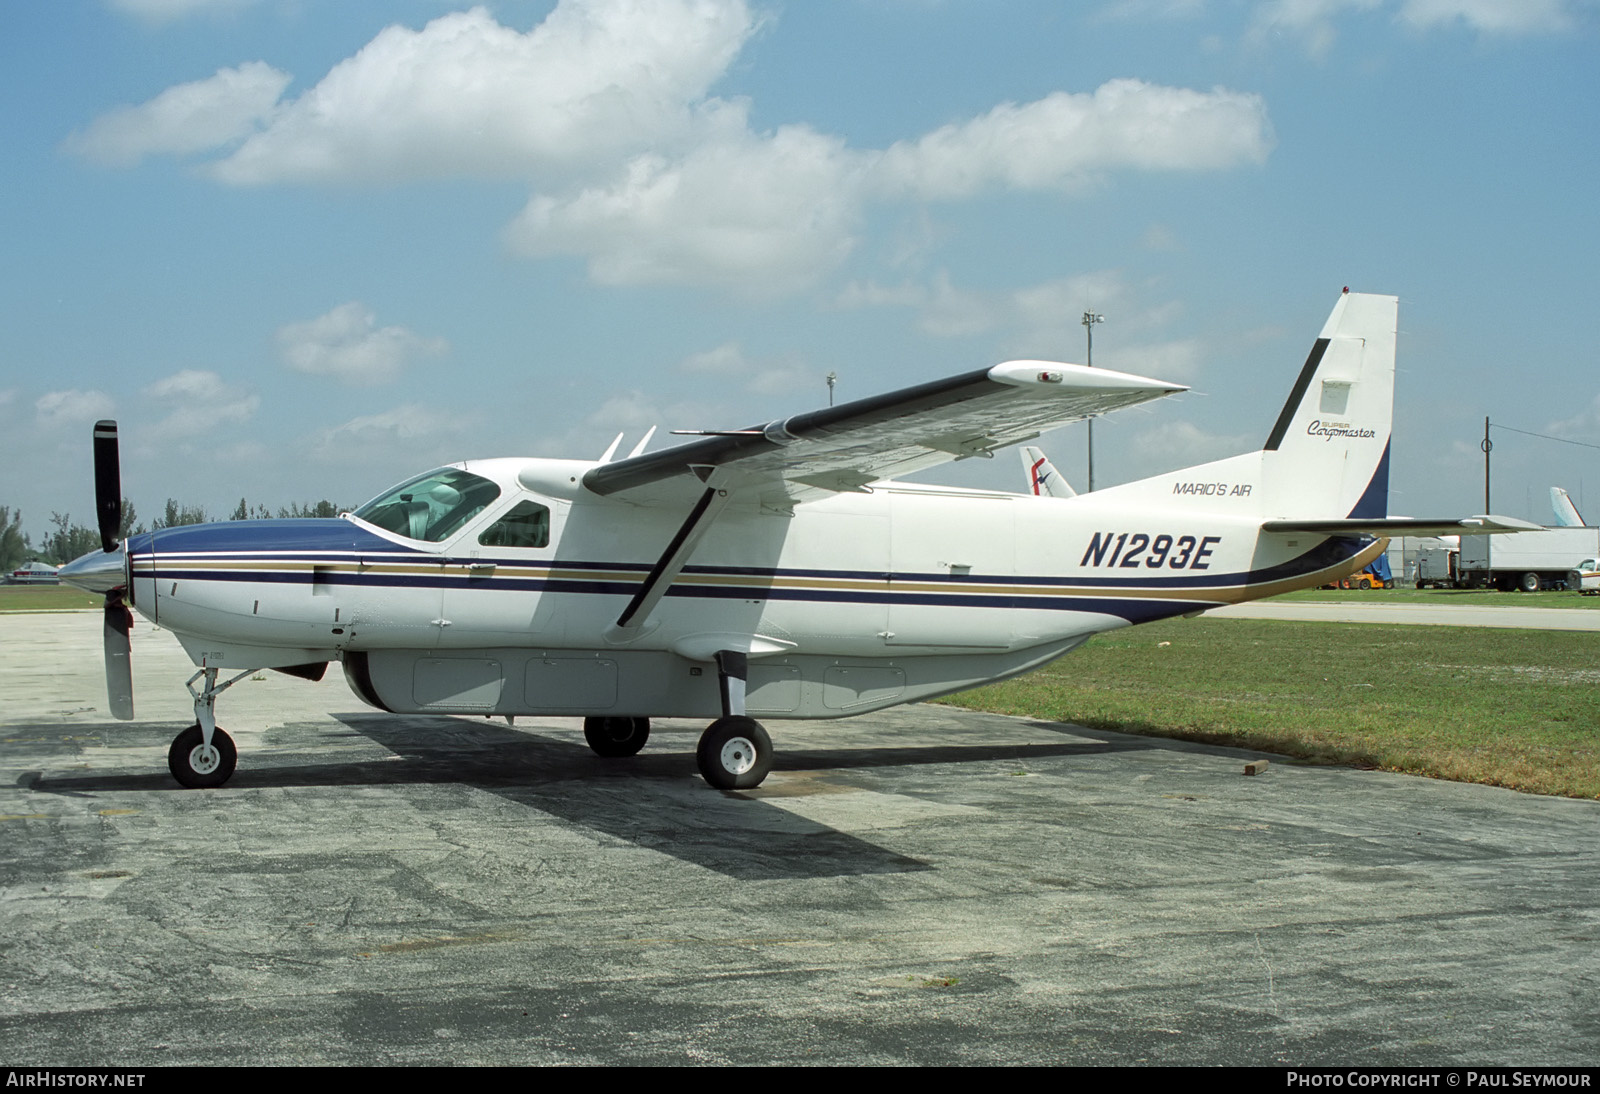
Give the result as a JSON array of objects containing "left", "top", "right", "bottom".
[
  {"left": 1258, "top": 290, "right": 1396, "bottom": 519},
  {"left": 1083, "top": 290, "right": 1397, "bottom": 521},
  {"left": 1020, "top": 446, "right": 1076, "bottom": 498},
  {"left": 1551, "top": 487, "right": 1585, "bottom": 527}
]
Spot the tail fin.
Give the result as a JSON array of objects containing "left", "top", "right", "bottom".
[
  {"left": 1551, "top": 487, "right": 1585, "bottom": 527},
  {"left": 1258, "top": 290, "right": 1395, "bottom": 519},
  {"left": 1082, "top": 289, "right": 1397, "bottom": 519},
  {"left": 1020, "top": 446, "right": 1076, "bottom": 498}
]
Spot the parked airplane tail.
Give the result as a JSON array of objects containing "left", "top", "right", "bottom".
[
  {"left": 1551, "top": 487, "right": 1585, "bottom": 528},
  {"left": 1020, "top": 446, "right": 1076, "bottom": 498},
  {"left": 1085, "top": 289, "right": 1396, "bottom": 520}
]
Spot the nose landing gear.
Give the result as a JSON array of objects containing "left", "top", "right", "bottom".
[
  {"left": 168, "top": 722, "right": 237, "bottom": 789},
  {"left": 167, "top": 666, "right": 252, "bottom": 788}
]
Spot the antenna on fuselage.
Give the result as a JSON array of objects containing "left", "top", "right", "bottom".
[{"left": 627, "top": 426, "right": 657, "bottom": 458}]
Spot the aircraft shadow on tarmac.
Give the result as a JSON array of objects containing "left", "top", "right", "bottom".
[{"left": 16, "top": 713, "right": 1157, "bottom": 881}]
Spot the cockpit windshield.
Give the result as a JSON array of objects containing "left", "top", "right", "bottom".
[{"left": 353, "top": 468, "right": 501, "bottom": 543}]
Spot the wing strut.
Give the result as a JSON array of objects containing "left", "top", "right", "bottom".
[{"left": 608, "top": 478, "right": 736, "bottom": 639}]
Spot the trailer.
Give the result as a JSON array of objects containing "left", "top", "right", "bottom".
[
  {"left": 1415, "top": 546, "right": 1459, "bottom": 589},
  {"left": 1457, "top": 527, "right": 1600, "bottom": 591}
]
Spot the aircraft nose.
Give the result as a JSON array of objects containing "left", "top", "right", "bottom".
[{"left": 59, "top": 545, "right": 127, "bottom": 596}]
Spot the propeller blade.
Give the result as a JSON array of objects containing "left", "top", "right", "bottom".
[
  {"left": 93, "top": 420, "right": 122, "bottom": 553},
  {"left": 103, "top": 595, "right": 134, "bottom": 720}
]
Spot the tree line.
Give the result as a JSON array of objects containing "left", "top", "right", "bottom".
[{"left": 1, "top": 499, "right": 347, "bottom": 571}]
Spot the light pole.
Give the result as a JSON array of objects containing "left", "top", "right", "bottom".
[
  {"left": 826, "top": 371, "right": 837, "bottom": 407},
  {"left": 1082, "top": 310, "right": 1103, "bottom": 492}
]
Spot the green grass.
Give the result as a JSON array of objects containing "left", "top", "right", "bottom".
[
  {"left": 1275, "top": 586, "right": 1600, "bottom": 609},
  {"left": 941, "top": 617, "right": 1600, "bottom": 799},
  {"left": 0, "top": 584, "right": 100, "bottom": 611}
]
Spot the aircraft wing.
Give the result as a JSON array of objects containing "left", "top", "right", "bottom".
[
  {"left": 582, "top": 361, "right": 1185, "bottom": 506},
  {"left": 1261, "top": 516, "right": 1544, "bottom": 536}
]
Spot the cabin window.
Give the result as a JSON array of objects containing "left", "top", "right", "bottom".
[
  {"left": 478, "top": 501, "right": 551, "bottom": 549},
  {"left": 353, "top": 468, "right": 502, "bottom": 543}
]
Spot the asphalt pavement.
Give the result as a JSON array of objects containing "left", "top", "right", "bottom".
[{"left": 2, "top": 612, "right": 1596, "bottom": 1066}]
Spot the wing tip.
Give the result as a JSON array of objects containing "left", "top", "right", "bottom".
[{"left": 988, "top": 360, "right": 1186, "bottom": 394}]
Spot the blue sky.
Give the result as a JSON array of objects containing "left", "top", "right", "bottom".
[{"left": 3, "top": 0, "right": 1597, "bottom": 545}]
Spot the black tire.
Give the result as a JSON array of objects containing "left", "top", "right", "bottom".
[
  {"left": 1520, "top": 572, "right": 1541, "bottom": 593},
  {"left": 583, "top": 716, "right": 650, "bottom": 758},
  {"left": 168, "top": 723, "right": 237, "bottom": 789},
  {"left": 696, "top": 716, "right": 773, "bottom": 790}
]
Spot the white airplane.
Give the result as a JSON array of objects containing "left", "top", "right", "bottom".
[{"left": 61, "top": 290, "right": 1536, "bottom": 792}]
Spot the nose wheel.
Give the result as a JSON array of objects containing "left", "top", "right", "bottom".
[
  {"left": 168, "top": 723, "right": 237, "bottom": 789},
  {"left": 166, "top": 664, "right": 254, "bottom": 789}
]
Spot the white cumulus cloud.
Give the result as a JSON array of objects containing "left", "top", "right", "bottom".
[
  {"left": 871, "top": 80, "right": 1274, "bottom": 200},
  {"left": 109, "top": 0, "right": 259, "bottom": 21},
  {"left": 277, "top": 303, "right": 448, "bottom": 386},
  {"left": 70, "top": 2, "right": 1278, "bottom": 296},
  {"left": 35, "top": 389, "right": 116, "bottom": 428},
  {"left": 36, "top": 388, "right": 116, "bottom": 428},
  {"left": 309, "top": 404, "right": 479, "bottom": 468},
  {"left": 1248, "top": 0, "right": 1586, "bottom": 53},
  {"left": 210, "top": 1, "right": 756, "bottom": 186},
  {"left": 141, "top": 369, "right": 259, "bottom": 443},
  {"left": 838, "top": 270, "right": 1147, "bottom": 349},
  {"left": 1123, "top": 420, "right": 1254, "bottom": 477},
  {"left": 65, "top": 62, "right": 291, "bottom": 167},
  {"left": 1396, "top": 0, "right": 1584, "bottom": 33},
  {"left": 507, "top": 125, "right": 864, "bottom": 293},
  {"left": 677, "top": 342, "right": 814, "bottom": 396}
]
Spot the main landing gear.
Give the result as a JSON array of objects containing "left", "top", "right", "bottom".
[
  {"left": 697, "top": 650, "right": 773, "bottom": 790},
  {"left": 696, "top": 715, "right": 772, "bottom": 790},
  {"left": 582, "top": 716, "right": 651, "bottom": 757},
  {"left": 578, "top": 649, "right": 775, "bottom": 790}
]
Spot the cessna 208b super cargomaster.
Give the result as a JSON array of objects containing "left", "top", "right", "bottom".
[{"left": 60, "top": 290, "right": 1533, "bottom": 791}]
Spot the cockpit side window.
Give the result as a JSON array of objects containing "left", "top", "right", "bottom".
[
  {"left": 353, "top": 468, "right": 502, "bottom": 543},
  {"left": 478, "top": 500, "right": 551, "bottom": 549}
]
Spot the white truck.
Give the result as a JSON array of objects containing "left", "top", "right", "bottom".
[
  {"left": 1457, "top": 527, "right": 1600, "bottom": 591},
  {"left": 1568, "top": 558, "right": 1600, "bottom": 595}
]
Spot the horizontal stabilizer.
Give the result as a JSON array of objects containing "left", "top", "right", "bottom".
[{"left": 1261, "top": 515, "right": 1542, "bottom": 537}]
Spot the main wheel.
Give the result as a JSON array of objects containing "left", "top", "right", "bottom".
[
  {"left": 696, "top": 716, "right": 773, "bottom": 790},
  {"left": 1520, "top": 572, "right": 1541, "bottom": 592},
  {"left": 583, "top": 716, "right": 650, "bottom": 758},
  {"left": 168, "top": 723, "right": 237, "bottom": 789}
]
